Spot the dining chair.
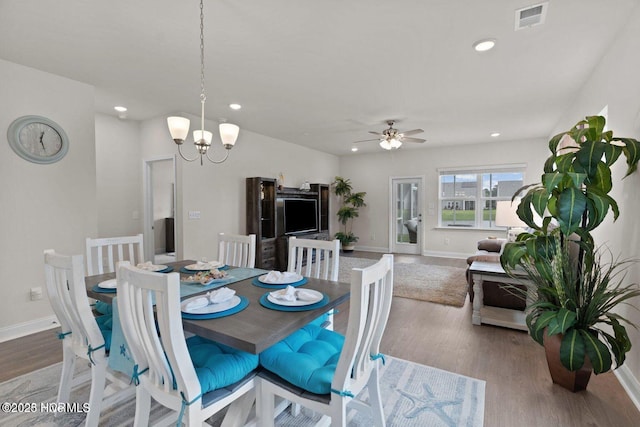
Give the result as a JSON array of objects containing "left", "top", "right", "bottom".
[
  {"left": 287, "top": 236, "right": 340, "bottom": 330},
  {"left": 257, "top": 254, "right": 394, "bottom": 427},
  {"left": 85, "top": 234, "right": 145, "bottom": 275},
  {"left": 115, "top": 262, "right": 259, "bottom": 427},
  {"left": 44, "top": 250, "right": 133, "bottom": 427},
  {"left": 218, "top": 232, "right": 256, "bottom": 268}
]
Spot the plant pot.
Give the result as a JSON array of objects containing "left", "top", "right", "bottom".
[
  {"left": 341, "top": 244, "right": 355, "bottom": 252},
  {"left": 543, "top": 331, "right": 592, "bottom": 392}
]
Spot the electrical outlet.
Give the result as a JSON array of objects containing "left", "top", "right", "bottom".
[
  {"left": 188, "top": 210, "right": 201, "bottom": 220},
  {"left": 444, "top": 237, "right": 450, "bottom": 245},
  {"left": 30, "top": 287, "right": 43, "bottom": 301},
  {"left": 370, "top": 233, "right": 376, "bottom": 241}
]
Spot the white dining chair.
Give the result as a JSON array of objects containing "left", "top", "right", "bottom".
[
  {"left": 85, "top": 234, "right": 144, "bottom": 275},
  {"left": 218, "top": 232, "right": 256, "bottom": 268},
  {"left": 257, "top": 254, "right": 394, "bottom": 427},
  {"left": 287, "top": 236, "right": 340, "bottom": 330},
  {"left": 115, "top": 262, "right": 259, "bottom": 427},
  {"left": 44, "top": 250, "right": 133, "bottom": 427}
]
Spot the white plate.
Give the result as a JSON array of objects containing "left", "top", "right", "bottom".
[
  {"left": 181, "top": 295, "right": 241, "bottom": 314},
  {"left": 267, "top": 289, "right": 323, "bottom": 306},
  {"left": 98, "top": 279, "right": 117, "bottom": 289},
  {"left": 137, "top": 264, "right": 168, "bottom": 272},
  {"left": 258, "top": 273, "right": 303, "bottom": 285},
  {"left": 185, "top": 261, "right": 224, "bottom": 271},
  {"left": 181, "top": 276, "right": 233, "bottom": 286}
]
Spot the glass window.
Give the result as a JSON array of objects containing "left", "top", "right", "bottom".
[{"left": 439, "top": 168, "right": 524, "bottom": 229}]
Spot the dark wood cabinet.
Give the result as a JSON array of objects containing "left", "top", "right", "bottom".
[{"left": 246, "top": 177, "right": 330, "bottom": 270}]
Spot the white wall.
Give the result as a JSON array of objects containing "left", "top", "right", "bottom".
[
  {"left": 139, "top": 114, "right": 340, "bottom": 262},
  {"left": 339, "top": 139, "right": 549, "bottom": 256},
  {"left": 551, "top": 5, "right": 640, "bottom": 400},
  {"left": 94, "top": 114, "right": 142, "bottom": 238},
  {"left": 0, "top": 59, "right": 97, "bottom": 335}
]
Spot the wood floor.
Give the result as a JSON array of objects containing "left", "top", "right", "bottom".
[{"left": 1, "top": 252, "right": 638, "bottom": 426}]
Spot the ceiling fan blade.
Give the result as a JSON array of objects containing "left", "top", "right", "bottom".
[
  {"left": 399, "top": 129, "right": 424, "bottom": 137},
  {"left": 368, "top": 131, "right": 384, "bottom": 136},
  {"left": 353, "top": 138, "right": 381, "bottom": 143},
  {"left": 401, "top": 137, "right": 426, "bottom": 143}
]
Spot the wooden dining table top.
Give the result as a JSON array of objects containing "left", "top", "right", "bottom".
[{"left": 85, "top": 259, "right": 351, "bottom": 354}]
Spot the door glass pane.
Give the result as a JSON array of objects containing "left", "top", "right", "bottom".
[{"left": 396, "top": 182, "right": 419, "bottom": 243}]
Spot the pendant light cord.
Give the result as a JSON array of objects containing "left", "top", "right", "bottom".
[{"left": 199, "top": 0, "right": 206, "bottom": 135}]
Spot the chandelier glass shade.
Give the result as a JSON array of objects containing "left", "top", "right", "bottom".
[
  {"left": 379, "top": 137, "right": 402, "bottom": 150},
  {"left": 167, "top": 0, "right": 239, "bottom": 165}
]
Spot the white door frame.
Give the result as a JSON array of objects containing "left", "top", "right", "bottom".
[
  {"left": 389, "top": 176, "right": 424, "bottom": 254},
  {"left": 142, "top": 155, "right": 177, "bottom": 262}
]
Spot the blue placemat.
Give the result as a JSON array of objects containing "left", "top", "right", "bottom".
[
  {"left": 251, "top": 277, "right": 308, "bottom": 289},
  {"left": 180, "top": 264, "right": 229, "bottom": 274},
  {"left": 157, "top": 266, "right": 174, "bottom": 273},
  {"left": 91, "top": 284, "right": 117, "bottom": 294},
  {"left": 181, "top": 296, "right": 249, "bottom": 320},
  {"left": 259, "top": 293, "right": 329, "bottom": 312}
]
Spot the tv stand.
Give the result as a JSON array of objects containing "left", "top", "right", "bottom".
[{"left": 246, "top": 178, "right": 330, "bottom": 270}]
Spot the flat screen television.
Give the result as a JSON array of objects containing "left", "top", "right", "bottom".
[{"left": 283, "top": 198, "right": 318, "bottom": 234}]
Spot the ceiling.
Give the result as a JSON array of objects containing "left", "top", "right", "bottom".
[{"left": 0, "top": 0, "right": 637, "bottom": 155}]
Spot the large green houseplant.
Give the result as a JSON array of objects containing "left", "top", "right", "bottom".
[
  {"left": 332, "top": 176, "right": 366, "bottom": 251},
  {"left": 501, "top": 116, "right": 640, "bottom": 388}
]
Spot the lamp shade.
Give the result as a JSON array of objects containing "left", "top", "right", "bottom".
[
  {"left": 495, "top": 200, "right": 527, "bottom": 227},
  {"left": 379, "top": 140, "right": 392, "bottom": 150},
  {"left": 193, "top": 130, "right": 213, "bottom": 145},
  {"left": 167, "top": 116, "right": 190, "bottom": 141},
  {"left": 219, "top": 123, "right": 240, "bottom": 147},
  {"left": 390, "top": 138, "right": 402, "bottom": 149}
]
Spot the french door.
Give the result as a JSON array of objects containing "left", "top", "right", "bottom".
[{"left": 391, "top": 177, "right": 423, "bottom": 254}]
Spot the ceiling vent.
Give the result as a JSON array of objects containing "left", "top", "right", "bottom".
[{"left": 515, "top": 2, "right": 548, "bottom": 30}]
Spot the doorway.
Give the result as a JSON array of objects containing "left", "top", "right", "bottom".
[
  {"left": 391, "top": 177, "right": 423, "bottom": 254},
  {"left": 143, "top": 156, "right": 177, "bottom": 263}
]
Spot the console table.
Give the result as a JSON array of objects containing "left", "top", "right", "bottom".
[{"left": 469, "top": 261, "right": 534, "bottom": 331}]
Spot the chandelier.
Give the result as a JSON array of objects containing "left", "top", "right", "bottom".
[{"left": 167, "top": 0, "right": 239, "bottom": 165}]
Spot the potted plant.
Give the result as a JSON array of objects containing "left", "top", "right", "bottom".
[
  {"left": 501, "top": 115, "right": 640, "bottom": 391},
  {"left": 332, "top": 176, "right": 366, "bottom": 252}
]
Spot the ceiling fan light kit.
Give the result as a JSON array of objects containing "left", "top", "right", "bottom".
[{"left": 355, "top": 120, "right": 426, "bottom": 150}]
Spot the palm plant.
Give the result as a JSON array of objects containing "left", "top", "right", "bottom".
[
  {"left": 501, "top": 115, "right": 640, "bottom": 376},
  {"left": 333, "top": 176, "right": 366, "bottom": 247}
]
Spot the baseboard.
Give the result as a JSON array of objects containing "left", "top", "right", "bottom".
[
  {"left": 614, "top": 364, "right": 640, "bottom": 412},
  {"left": 423, "top": 250, "right": 470, "bottom": 259},
  {"left": 350, "top": 245, "right": 388, "bottom": 253},
  {"left": 0, "top": 315, "right": 59, "bottom": 343}
]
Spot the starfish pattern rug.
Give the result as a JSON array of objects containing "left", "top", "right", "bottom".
[{"left": 0, "top": 356, "right": 484, "bottom": 426}]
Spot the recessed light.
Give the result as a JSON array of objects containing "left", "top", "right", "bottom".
[
  {"left": 114, "top": 106, "right": 127, "bottom": 112},
  {"left": 491, "top": 132, "right": 500, "bottom": 137},
  {"left": 229, "top": 103, "right": 242, "bottom": 110},
  {"left": 351, "top": 147, "right": 358, "bottom": 152},
  {"left": 473, "top": 38, "right": 496, "bottom": 52}
]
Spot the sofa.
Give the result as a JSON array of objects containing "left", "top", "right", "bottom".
[{"left": 466, "top": 238, "right": 526, "bottom": 310}]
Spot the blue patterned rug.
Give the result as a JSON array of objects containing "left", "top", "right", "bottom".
[{"left": 0, "top": 356, "right": 484, "bottom": 426}]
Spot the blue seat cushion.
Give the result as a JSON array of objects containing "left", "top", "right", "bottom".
[
  {"left": 259, "top": 324, "right": 344, "bottom": 395},
  {"left": 94, "top": 300, "right": 112, "bottom": 315},
  {"left": 95, "top": 314, "right": 112, "bottom": 351},
  {"left": 186, "top": 336, "right": 259, "bottom": 394}
]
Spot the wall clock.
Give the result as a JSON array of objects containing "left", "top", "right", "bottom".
[{"left": 7, "top": 115, "right": 69, "bottom": 164}]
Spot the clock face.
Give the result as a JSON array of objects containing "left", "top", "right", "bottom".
[
  {"left": 7, "top": 115, "right": 69, "bottom": 164},
  {"left": 18, "top": 122, "right": 63, "bottom": 157}
]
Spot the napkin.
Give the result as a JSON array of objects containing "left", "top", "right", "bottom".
[
  {"left": 269, "top": 285, "right": 297, "bottom": 301},
  {"left": 136, "top": 261, "right": 155, "bottom": 271},
  {"left": 208, "top": 287, "right": 236, "bottom": 304},
  {"left": 185, "top": 297, "right": 209, "bottom": 311},
  {"left": 263, "top": 271, "right": 300, "bottom": 284},
  {"left": 296, "top": 289, "right": 319, "bottom": 302}
]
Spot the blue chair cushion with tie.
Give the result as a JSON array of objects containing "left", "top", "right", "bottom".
[
  {"left": 94, "top": 300, "right": 112, "bottom": 315},
  {"left": 259, "top": 324, "right": 344, "bottom": 395},
  {"left": 95, "top": 314, "right": 112, "bottom": 351},
  {"left": 186, "top": 336, "right": 259, "bottom": 393}
]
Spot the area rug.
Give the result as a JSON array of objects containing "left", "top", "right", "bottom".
[
  {"left": 338, "top": 257, "right": 469, "bottom": 307},
  {"left": 0, "top": 356, "right": 484, "bottom": 427}
]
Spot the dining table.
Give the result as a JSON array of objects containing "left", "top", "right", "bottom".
[{"left": 85, "top": 259, "right": 351, "bottom": 355}]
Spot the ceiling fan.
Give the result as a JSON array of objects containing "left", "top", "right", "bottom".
[{"left": 354, "top": 120, "right": 426, "bottom": 150}]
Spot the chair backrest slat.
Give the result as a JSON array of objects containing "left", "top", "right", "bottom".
[
  {"left": 86, "top": 234, "right": 144, "bottom": 275},
  {"left": 218, "top": 233, "right": 256, "bottom": 268},
  {"left": 287, "top": 237, "right": 340, "bottom": 281},
  {"left": 333, "top": 254, "right": 394, "bottom": 394},
  {"left": 44, "top": 250, "right": 105, "bottom": 356},
  {"left": 117, "top": 262, "right": 202, "bottom": 402}
]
